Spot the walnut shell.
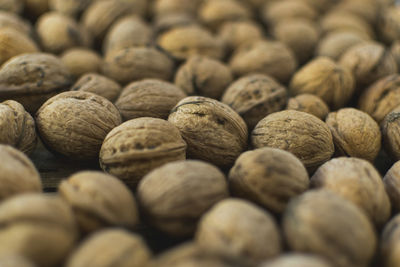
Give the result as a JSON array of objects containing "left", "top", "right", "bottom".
[
  {"left": 331, "top": 0, "right": 378, "bottom": 26},
  {"left": 283, "top": 190, "right": 376, "bottom": 267},
  {"left": 289, "top": 57, "right": 355, "bottom": 110},
  {"left": 311, "top": 157, "right": 391, "bottom": 226},
  {"left": 381, "top": 214, "right": 400, "bottom": 267},
  {"left": 384, "top": 161, "right": 400, "bottom": 212},
  {"left": 260, "top": 254, "right": 332, "bottom": 267},
  {"left": 217, "top": 21, "right": 264, "bottom": 52},
  {"left": 0, "top": 255, "right": 36, "bottom": 267},
  {"left": 71, "top": 73, "right": 122, "bottom": 102},
  {"left": 286, "top": 94, "right": 329, "bottom": 120},
  {"left": 229, "top": 147, "right": 309, "bottom": 214},
  {"left": 102, "top": 47, "right": 174, "bottom": 85},
  {"left": 325, "top": 108, "right": 381, "bottom": 161},
  {"left": 175, "top": 56, "right": 233, "bottom": 100},
  {"left": 0, "top": 0, "right": 23, "bottom": 13},
  {"left": 157, "top": 25, "right": 226, "bottom": 61},
  {"left": 0, "top": 53, "right": 73, "bottom": 113},
  {"left": 152, "top": 0, "right": 202, "bottom": 16},
  {"left": 261, "top": 0, "right": 317, "bottom": 26},
  {"left": 36, "top": 91, "right": 122, "bottom": 161},
  {"left": 168, "top": 96, "right": 248, "bottom": 168},
  {"left": 24, "top": 0, "right": 49, "bottom": 18},
  {"left": 378, "top": 7, "right": 400, "bottom": 44},
  {"left": 0, "top": 11, "right": 32, "bottom": 36},
  {"left": 0, "top": 145, "right": 41, "bottom": 201},
  {"left": 221, "top": 74, "right": 287, "bottom": 130},
  {"left": 61, "top": 48, "right": 101, "bottom": 79},
  {"left": 251, "top": 110, "right": 334, "bottom": 171},
  {"left": 66, "top": 229, "right": 151, "bottom": 267},
  {"left": 0, "top": 28, "right": 38, "bottom": 66},
  {"left": 382, "top": 107, "right": 400, "bottom": 161},
  {"left": 339, "top": 42, "right": 398, "bottom": 92},
  {"left": 0, "top": 194, "right": 77, "bottom": 267},
  {"left": 196, "top": 198, "right": 282, "bottom": 265},
  {"left": 115, "top": 79, "right": 186, "bottom": 121},
  {"left": 153, "top": 13, "right": 197, "bottom": 34},
  {"left": 99, "top": 117, "right": 187, "bottom": 188},
  {"left": 0, "top": 100, "right": 37, "bottom": 154},
  {"left": 138, "top": 160, "right": 229, "bottom": 236},
  {"left": 49, "top": 0, "right": 92, "bottom": 17},
  {"left": 59, "top": 171, "right": 139, "bottom": 233}
]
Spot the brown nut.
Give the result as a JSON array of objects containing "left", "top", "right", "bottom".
[
  {"left": 251, "top": 110, "right": 334, "bottom": 172},
  {"left": 229, "top": 147, "right": 309, "bottom": 214},
  {"left": 0, "top": 145, "right": 41, "bottom": 201},
  {"left": 152, "top": 0, "right": 202, "bottom": 16},
  {"left": 99, "top": 117, "right": 187, "bottom": 188},
  {"left": 49, "top": 0, "right": 92, "bottom": 17},
  {"left": 217, "top": 21, "right": 264, "bottom": 52},
  {"left": 261, "top": 0, "right": 317, "bottom": 26},
  {"left": 286, "top": 94, "right": 329, "bottom": 120},
  {"left": 71, "top": 73, "right": 122, "bottom": 102},
  {"left": 384, "top": 161, "right": 400, "bottom": 212},
  {"left": 229, "top": 40, "right": 298, "bottom": 84},
  {"left": 0, "top": 11, "right": 32, "bottom": 36},
  {"left": 260, "top": 254, "right": 332, "bottom": 267},
  {"left": 0, "top": 53, "right": 72, "bottom": 113},
  {"left": 382, "top": 107, "right": 400, "bottom": 161},
  {"left": 0, "top": 255, "right": 36, "bottom": 267},
  {"left": 168, "top": 96, "right": 248, "bottom": 168},
  {"left": 66, "top": 229, "right": 151, "bottom": 267},
  {"left": 301, "top": 0, "right": 337, "bottom": 13},
  {"left": 331, "top": 0, "right": 378, "bottom": 26},
  {"left": 36, "top": 91, "right": 122, "bottom": 161},
  {"left": 196, "top": 198, "right": 282, "bottom": 265},
  {"left": 0, "top": 28, "right": 38, "bottom": 66},
  {"left": 283, "top": 190, "right": 377, "bottom": 267},
  {"left": 378, "top": 7, "right": 400, "bottom": 44},
  {"left": 0, "top": 100, "right": 37, "bottom": 154},
  {"left": 0, "top": 194, "right": 77, "bottom": 267},
  {"left": 153, "top": 13, "right": 197, "bottom": 34},
  {"left": 381, "top": 214, "right": 400, "bottom": 267},
  {"left": 289, "top": 57, "right": 355, "bottom": 110},
  {"left": 325, "top": 108, "right": 381, "bottom": 161},
  {"left": 0, "top": 0, "right": 23, "bottom": 13},
  {"left": 138, "top": 160, "right": 229, "bottom": 236},
  {"left": 115, "top": 79, "right": 186, "bottom": 121},
  {"left": 157, "top": 25, "right": 226, "bottom": 61},
  {"left": 102, "top": 47, "right": 174, "bottom": 85},
  {"left": 311, "top": 157, "right": 391, "bottom": 227},
  {"left": 221, "top": 74, "right": 287, "bottom": 130},
  {"left": 339, "top": 42, "right": 398, "bottom": 92},
  {"left": 61, "top": 48, "right": 102, "bottom": 79},
  {"left": 175, "top": 56, "right": 233, "bottom": 100},
  {"left": 59, "top": 171, "right": 139, "bottom": 233}
]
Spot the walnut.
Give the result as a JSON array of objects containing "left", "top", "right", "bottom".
[
  {"left": 168, "top": 96, "right": 248, "bottom": 168},
  {"left": 286, "top": 94, "right": 329, "bottom": 120},
  {"left": 71, "top": 73, "right": 121, "bottom": 102},
  {"left": 0, "top": 194, "right": 77, "bottom": 267},
  {"left": 325, "top": 108, "right": 381, "bottom": 161},
  {"left": 138, "top": 160, "right": 229, "bottom": 236},
  {"left": 261, "top": 0, "right": 317, "bottom": 26},
  {"left": 0, "top": 145, "right": 41, "bottom": 201},
  {"left": 0, "top": 0, "right": 23, "bottom": 13},
  {"left": 260, "top": 254, "right": 332, "bottom": 267},
  {"left": 378, "top": 6, "right": 400, "bottom": 44},
  {"left": 229, "top": 147, "right": 309, "bottom": 214},
  {"left": 381, "top": 214, "right": 400, "bottom": 267},
  {"left": 311, "top": 157, "right": 391, "bottom": 227},
  {"left": 175, "top": 56, "right": 233, "bottom": 100},
  {"left": 384, "top": 161, "right": 400, "bottom": 212},
  {"left": 331, "top": 0, "right": 378, "bottom": 26},
  {"left": 229, "top": 40, "right": 298, "bottom": 84},
  {"left": 153, "top": 13, "right": 197, "bottom": 34},
  {"left": 0, "top": 28, "right": 38, "bottom": 66},
  {"left": 195, "top": 198, "right": 282, "bottom": 266},
  {"left": 115, "top": 79, "right": 186, "bottom": 121},
  {"left": 221, "top": 74, "right": 287, "bottom": 130},
  {"left": 217, "top": 21, "right": 264, "bottom": 52},
  {"left": 36, "top": 91, "right": 122, "bottom": 161},
  {"left": 65, "top": 229, "right": 151, "bottom": 267},
  {"left": 0, "top": 11, "right": 32, "bottom": 36},
  {"left": 252, "top": 110, "right": 334, "bottom": 172},
  {"left": 382, "top": 107, "right": 400, "bottom": 161},
  {"left": 0, "top": 100, "right": 37, "bottom": 154},
  {"left": 0, "top": 255, "right": 35, "bottom": 267},
  {"left": 99, "top": 117, "right": 187, "bottom": 188},
  {"left": 61, "top": 48, "right": 102, "bottom": 79},
  {"left": 0, "top": 53, "right": 73, "bottom": 113},
  {"left": 49, "top": 0, "right": 92, "bottom": 17},
  {"left": 289, "top": 57, "right": 355, "bottom": 110},
  {"left": 283, "top": 190, "right": 377, "bottom": 267},
  {"left": 152, "top": 0, "right": 202, "bottom": 16},
  {"left": 102, "top": 47, "right": 174, "bottom": 85}
]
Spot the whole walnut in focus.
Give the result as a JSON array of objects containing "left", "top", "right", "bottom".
[
  {"left": 217, "top": 21, "right": 264, "bottom": 52},
  {"left": 36, "top": 91, "right": 122, "bottom": 161},
  {"left": 311, "top": 157, "right": 391, "bottom": 227},
  {"left": 0, "top": 100, "right": 37, "bottom": 154},
  {"left": 71, "top": 73, "right": 121, "bottom": 102},
  {"left": 382, "top": 107, "right": 400, "bottom": 161},
  {"left": 289, "top": 57, "right": 355, "bottom": 110},
  {"left": 61, "top": 48, "right": 101, "bottom": 79},
  {"left": 287, "top": 94, "right": 329, "bottom": 120},
  {"left": 379, "top": 6, "right": 400, "bottom": 44},
  {"left": 260, "top": 254, "right": 333, "bottom": 267},
  {"left": 261, "top": 0, "right": 317, "bottom": 26},
  {"left": 175, "top": 56, "right": 233, "bottom": 100},
  {"left": 252, "top": 110, "right": 334, "bottom": 172},
  {"left": 221, "top": 74, "right": 287, "bottom": 129},
  {"left": 0, "top": 28, "right": 38, "bottom": 66},
  {"left": 0, "top": 0, "right": 23, "bottom": 13},
  {"left": 49, "top": 0, "right": 92, "bottom": 17},
  {"left": 384, "top": 161, "right": 400, "bottom": 212}
]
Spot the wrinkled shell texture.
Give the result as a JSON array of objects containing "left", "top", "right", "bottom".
[
  {"left": 115, "top": 79, "right": 186, "bottom": 121},
  {"left": 0, "top": 100, "right": 37, "bottom": 154},
  {"left": 222, "top": 74, "right": 287, "bottom": 130},
  {"left": 289, "top": 57, "right": 355, "bottom": 110},
  {"left": 61, "top": 48, "right": 101, "bottom": 78},
  {"left": 325, "top": 108, "right": 381, "bottom": 161},
  {"left": 36, "top": 91, "right": 122, "bottom": 161},
  {"left": 66, "top": 229, "right": 151, "bottom": 267},
  {"left": 0, "top": 194, "right": 77, "bottom": 267},
  {"left": 283, "top": 190, "right": 376, "bottom": 267},
  {"left": 384, "top": 161, "right": 400, "bottom": 212},
  {"left": 311, "top": 157, "right": 391, "bottom": 226},
  {"left": 252, "top": 110, "right": 334, "bottom": 171},
  {"left": 168, "top": 96, "right": 248, "bottom": 168},
  {"left": 381, "top": 214, "right": 400, "bottom": 267},
  {"left": 100, "top": 117, "right": 187, "bottom": 188},
  {"left": 59, "top": 171, "right": 139, "bottom": 233},
  {"left": 138, "top": 160, "right": 229, "bottom": 236},
  {"left": 229, "top": 147, "right": 309, "bottom": 214},
  {"left": 71, "top": 73, "right": 121, "bottom": 102},
  {"left": 382, "top": 107, "right": 400, "bottom": 161},
  {"left": 196, "top": 199, "right": 282, "bottom": 265},
  {"left": 260, "top": 254, "right": 332, "bottom": 267},
  {"left": 286, "top": 94, "right": 329, "bottom": 120},
  {"left": 0, "top": 53, "right": 72, "bottom": 113}
]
